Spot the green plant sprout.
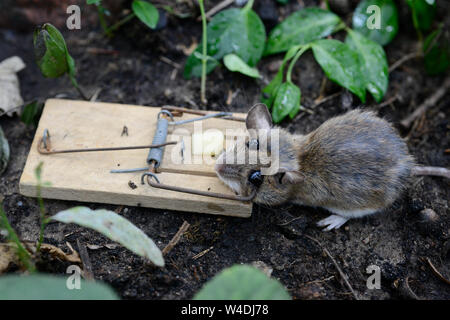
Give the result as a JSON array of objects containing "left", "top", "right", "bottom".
[
  {"left": 262, "top": 5, "right": 390, "bottom": 123},
  {"left": 184, "top": 0, "right": 266, "bottom": 79},
  {"left": 34, "top": 162, "right": 51, "bottom": 252},
  {"left": 33, "top": 23, "right": 88, "bottom": 100},
  {"left": 87, "top": 0, "right": 160, "bottom": 35},
  {"left": 194, "top": 264, "right": 290, "bottom": 300}
]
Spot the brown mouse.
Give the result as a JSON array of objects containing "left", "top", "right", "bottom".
[{"left": 215, "top": 104, "right": 449, "bottom": 230}]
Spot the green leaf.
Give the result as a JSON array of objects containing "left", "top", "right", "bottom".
[
  {"left": 184, "top": 45, "right": 220, "bottom": 79},
  {"left": 184, "top": 8, "right": 266, "bottom": 79},
  {"left": 311, "top": 39, "right": 366, "bottom": 102},
  {"left": 33, "top": 23, "right": 70, "bottom": 78},
  {"left": 261, "top": 45, "right": 301, "bottom": 108},
  {"left": 423, "top": 28, "right": 450, "bottom": 75},
  {"left": 406, "top": 0, "right": 435, "bottom": 32},
  {"left": 20, "top": 101, "right": 44, "bottom": 127},
  {"left": 265, "top": 8, "right": 342, "bottom": 56},
  {"left": 0, "top": 125, "right": 9, "bottom": 175},
  {"left": 86, "top": 0, "right": 101, "bottom": 4},
  {"left": 51, "top": 207, "right": 164, "bottom": 267},
  {"left": 223, "top": 54, "right": 261, "bottom": 78},
  {"left": 352, "top": 0, "right": 398, "bottom": 46},
  {"left": 0, "top": 274, "right": 119, "bottom": 300},
  {"left": 194, "top": 265, "right": 291, "bottom": 300},
  {"left": 345, "top": 29, "right": 388, "bottom": 102},
  {"left": 276, "top": 0, "right": 289, "bottom": 4},
  {"left": 272, "top": 82, "right": 301, "bottom": 123},
  {"left": 132, "top": 0, "right": 159, "bottom": 29}
]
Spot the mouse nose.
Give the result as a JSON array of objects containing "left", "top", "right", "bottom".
[{"left": 214, "top": 163, "right": 225, "bottom": 174}]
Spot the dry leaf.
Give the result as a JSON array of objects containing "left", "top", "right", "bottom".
[
  {"left": 0, "top": 243, "right": 20, "bottom": 273},
  {"left": 39, "top": 243, "right": 81, "bottom": 264},
  {"left": 0, "top": 56, "right": 26, "bottom": 116}
]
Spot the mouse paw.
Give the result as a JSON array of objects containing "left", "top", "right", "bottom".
[{"left": 317, "top": 215, "right": 349, "bottom": 231}]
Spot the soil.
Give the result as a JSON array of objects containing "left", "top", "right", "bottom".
[{"left": 0, "top": 0, "right": 449, "bottom": 300}]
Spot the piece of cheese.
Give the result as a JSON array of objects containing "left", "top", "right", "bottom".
[{"left": 192, "top": 130, "right": 224, "bottom": 156}]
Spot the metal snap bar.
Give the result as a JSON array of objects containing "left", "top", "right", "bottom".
[
  {"left": 37, "top": 129, "right": 177, "bottom": 155},
  {"left": 141, "top": 172, "right": 256, "bottom": 202}
]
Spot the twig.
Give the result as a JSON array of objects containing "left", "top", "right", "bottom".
[
  {"left": 374, "top": 94, "right": 399, "bottom": 110},
  {"left": 76, "top": 239, "right": 94, "bottom": 281},
  {"left": 388, "top": 52, "right": 423, "bottom": 73},
  {"left": 160, "top": 56, "right": 181, "bottom": 69},
  {"left": 162, "top": 221, "right": 190, "bottom": 256},
  {"left": 302, "top": 234, "right": 359, "bottom": 300},
  {"left": 400, "top": 77, "right": 450, "bottom": 128},
  {"left": 197, "top": 0, "right": 234, "bottom": 21},
  {"left": 311, "top": 91, "right": 341, "bottom": 109},
  {"left": 192, "top": 246, "right": 214, "bottom": 260},
  {"left": 422, "top": 257, "right": 450, "bottom": 286}
]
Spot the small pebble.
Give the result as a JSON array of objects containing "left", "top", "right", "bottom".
[
  {"left": 17, "top": 201, "right": 23, "bottom": 207},
  {"left": 419, "top": 208, "right": 439, "bottom": 223}
]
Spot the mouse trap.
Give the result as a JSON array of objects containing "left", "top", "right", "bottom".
[{"left": 19, "top": 99, "right": 253, "bottom": 217}]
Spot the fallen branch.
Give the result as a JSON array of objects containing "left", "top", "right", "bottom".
[
  {"left": 162, "top": 221, "right": 190, "bottom": 256},
  {"left": 302, "top": 234, "right": 359, "bottom": 300},
  {"left": 400, "top": 77, "right": 450, "bottom": 128}
]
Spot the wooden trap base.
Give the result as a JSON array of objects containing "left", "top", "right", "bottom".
[{"left": 19, "top": 99, "right": 252, "bottom": 217}]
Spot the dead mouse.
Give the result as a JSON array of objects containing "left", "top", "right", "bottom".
[{"left": 215, "top": 104, "right": 449, "bottom": 231}]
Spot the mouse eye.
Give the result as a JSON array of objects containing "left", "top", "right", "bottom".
[
  {"left": 248, "top": 170, "right": 263, "bottom": 187},
  {"left": 246, "top": 139, "right": 259, "bottom": 150}
]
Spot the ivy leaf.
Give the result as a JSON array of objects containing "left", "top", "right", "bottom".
[
  {"left": 0, "top": 125, "right": 9, "bottom": 175},
  {"left": 33, "top": 23, "right": 70, "bottom": 78},
  {"left": 352, "top": 0, "right": 398, "bottom": 46},
  {"left": 184, "top": 8, "right": 266, "bottom": 79},
  {"left": 406, "top": 0, "right": 436, "bottom": 32},
  {"left": 132, "top": 0, "right": 159, "bottom": 29},
  {"left": 0, "top": 274, "right": 119, "bottom": 300},
  {"left": 345, "top": 29, "right": 388, "bottom": 102},
  {"left": 265, "top": 8, "right": 342, "bottom": 56},
  {"left": 311, "top": 39, "right": 366, "bottom": 102},
  {"left": 261, "top": 45, "right": 301, "bottom": 108},
  {"left": 194, "top": 265, "right": 291, "bottom": 300},
  {"left": 272, "top": 82, "right": 301, "bottom": 124},
  {"left": 20, "top": 101, "right": 44, "bottom": 127},
  {"left": 423, "top": 28, "right": 450, "bottom": 75},
  {"left": 51, "top": 207, "right": 164, "bottom": 267},
  {"left": 223, "top": 54, "right": 261, "bottom": 78}
]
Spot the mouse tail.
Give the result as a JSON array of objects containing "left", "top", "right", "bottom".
[{"left": 412, "top": 166, "right": 450, "bottom": 179}]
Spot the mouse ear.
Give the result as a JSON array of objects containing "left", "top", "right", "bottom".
[
  {"left": 246, "top": 103, "right": 272, "bottom": 130},
  {"left": 277, "top": 169, "right": 304, "bottom": 185}
]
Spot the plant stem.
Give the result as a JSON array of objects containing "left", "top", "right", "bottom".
[
  {"left": 243, "top": 0, "right": 255, "bottom": 11},
  {"left": 97, "top": 5, "right": 111, "bottom": 36},
  {"left": 198, "top": 0, "right": 207, "bottom": 104},
  {"left": 69, "top": 75, "right": 89, "bottom": 101},
  {"left": 286, "top": 45, "right": 310, "bottom": 83},
  {"left": 105, "top": 13, "right": 136, "bottom": 34}
]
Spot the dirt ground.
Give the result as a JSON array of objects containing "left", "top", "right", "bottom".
[{"left": 0, "top": 0, "right": 449, "bottom": 300}]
